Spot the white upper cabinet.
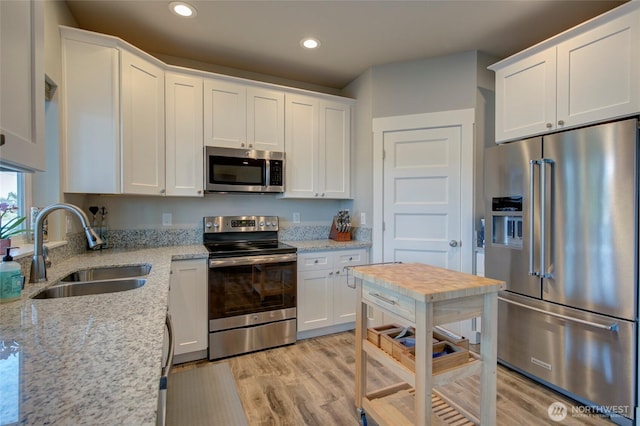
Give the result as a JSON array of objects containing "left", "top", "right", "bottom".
[
  {"left": 282, "top": 94, "right": 351, "bottom": 199},
  {"left": 494, "top": 48, "right": 557, "bottom": 142},
  {"left": 0, "top": 0, "right": 45, "bottom": 172},
  {"left": 556, "top": 11, "right": 639, "bottom": 128},
  {"left": 62, "top": 30, "right": 120, "bottom": 193},
  {"left": 121, "top": 50, "right": 165, "bottom": 195},
  {"left": 165, "top": 72, "right": 203, "bottom": 197},
  {"left": 491, "top": 3, "right": 640, "bottom": 143},
  {"left": 62, "top": 28, "right": 166, "bottom": 195},
  {"left": 204, "top": 79, "right": 285, "bottom": 151}
]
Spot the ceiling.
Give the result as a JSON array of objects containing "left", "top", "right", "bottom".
[{"left": 64, "top": 0, "right": 627, "bottom": 90}]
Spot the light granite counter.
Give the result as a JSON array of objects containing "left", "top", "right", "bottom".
[
  {"left": 0, "top": 245, "right": 208, "bottom": 426},
  {"left": 283, "top": 239, "right": 371, "bottom": 253}
]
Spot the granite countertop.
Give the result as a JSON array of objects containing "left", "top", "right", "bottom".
[
  {"left": 0, "top": 245, "right": 208, "bottom": 426},
  {"left": 351, "top": 262, "right": 505, "bottom": 303},
  {"left": 283, "top": 239, "right": 371, "bottom": 252}
]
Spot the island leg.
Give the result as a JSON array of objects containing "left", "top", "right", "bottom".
[
  {"left": 355, "top": 278, "right": 367, "bottom": 408},
  {"left": 480, "top": 292, "right": 498, "bottom": 425},
  {"left": 415, "top": 301, "right": 433, "bottom": 426}
]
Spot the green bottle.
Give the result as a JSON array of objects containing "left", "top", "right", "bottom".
[{"left": 0, "top": 248, "right": 23, "bottom": 303}]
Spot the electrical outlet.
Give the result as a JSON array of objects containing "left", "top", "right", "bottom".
[
  {"left": 66, "top": 216, "right": 72, "bottom": 234},
  {"left": 162, "top": 213, "right": 172, "bottom": 226},
  {"left": 293, "top": 212, "right": 301, "bottom": 223},
  {"left": 360, "top": 212, "right": 366, "bottom": 225}
]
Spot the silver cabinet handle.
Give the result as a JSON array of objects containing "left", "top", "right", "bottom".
[
  {"left": 499, "top": 296, "right": 618, "bottom": 331},
  {"left": 557, "top": 120, "right": 565, "bottom": 126},
  {"left": 369, "top": 292, "right": 396, "bottom": 305},
  {"left": 546, "top": 123, "right": 552, "bottom": 129},
  {"left": 449, "top": 240, "right": 458, "bottom": 247}
]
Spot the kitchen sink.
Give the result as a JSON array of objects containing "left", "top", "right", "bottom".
[
  {"left": 60, "top": 264, "right": 151, "bottom": 282},
  {"left": 32, "top": 278, "right": 147, "bottom": 299}
]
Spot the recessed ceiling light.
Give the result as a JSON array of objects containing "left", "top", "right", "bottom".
[
  {"left": 170, "top": 2, "right": 196, "bottom": 18},
  {"left": 300, "top": 38, "right": 321, "bottom": 49}
]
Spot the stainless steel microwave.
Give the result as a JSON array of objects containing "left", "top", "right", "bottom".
[{"left": 205, "top": 146, "right": 285, "bottom": 193}]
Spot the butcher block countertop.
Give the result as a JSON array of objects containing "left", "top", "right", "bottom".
[{"left": 350, "top": 262, "right": 506, "bottom": 303}]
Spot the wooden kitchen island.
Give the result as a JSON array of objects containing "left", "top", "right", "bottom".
[{"left": 351, "top": 263, "right": 506, "bottom": 425}]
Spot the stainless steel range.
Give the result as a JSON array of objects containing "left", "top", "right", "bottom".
[{"left": 204, "top": 215, "right": 297, "bottom": 360}]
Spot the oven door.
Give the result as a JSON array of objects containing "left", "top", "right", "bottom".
[{"left": 208, "top": 253, "right": 297, "bottom": 326}]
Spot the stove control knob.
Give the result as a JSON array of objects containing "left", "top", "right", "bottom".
[
  {"left": 266, "top": 221, "right": 272, "bottom": 227},
  {"left": 259, "top": 221, "right": 265, "bottom": 227},
  {"left": 205, "top": 221, "right": 212, "bottom": 228},
  {"left": 213, "top": 222, "right": 219, "bottom": 229}
]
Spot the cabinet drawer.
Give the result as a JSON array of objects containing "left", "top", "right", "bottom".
[
  {"left": 335, "top": 249, "right": 367, "bottom": 268},
  {"left": 362, "top": 282, "right": 415, "bottom": 323},
  {"left": 298, "top": 253, "right": 331, "bottom": 271}
]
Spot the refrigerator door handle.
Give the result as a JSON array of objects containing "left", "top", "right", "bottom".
[
  {"left": 498, "top": 296, "right": 619, "bottom": 331},
  {"left": 529, "top": 160, "right": 539, "bottom": 277},
  {"left": 539, "top": 158, "right": 554, "bottom": 279}
]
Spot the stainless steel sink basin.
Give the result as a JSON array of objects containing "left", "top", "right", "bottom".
[
  {"left": 32, "top": 278, "right": 147, "bottom": 299},
  {"left": 60, "top": 264, "right": 151, "bottom": 282}
]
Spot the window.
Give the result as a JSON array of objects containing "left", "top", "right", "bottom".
[{"left": 0, "top": 171, "right": 27, "bottom": 241}]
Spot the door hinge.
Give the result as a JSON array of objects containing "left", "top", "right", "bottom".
[{"left": 382, "top": 149, "right": 386, "bottom": 160}]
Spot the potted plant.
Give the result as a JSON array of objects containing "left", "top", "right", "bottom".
[{"left": 0, "top": 203, "right": 27, "bottom": 252}]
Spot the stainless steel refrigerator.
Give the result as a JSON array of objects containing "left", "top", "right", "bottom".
[{"left": 484, "top": 118, "right": 638, "bottom": 425}]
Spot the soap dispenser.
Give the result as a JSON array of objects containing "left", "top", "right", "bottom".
[{"left": 0, "top": 248, "right": 23, "bottom": 303}]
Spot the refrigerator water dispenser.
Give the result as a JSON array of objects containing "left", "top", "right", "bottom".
[{"left": 491, "top": 196, "right": 523, "bottom": 249}]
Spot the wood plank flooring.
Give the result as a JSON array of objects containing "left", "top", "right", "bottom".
[{"left": 173, "top": 331, "right": 616, "bottom": 425}]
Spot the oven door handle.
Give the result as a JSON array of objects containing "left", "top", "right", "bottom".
[{"left": 209, "top": 253, "right": 297, "bottom": 268}]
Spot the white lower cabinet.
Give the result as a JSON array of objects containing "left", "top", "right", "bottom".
[
  {"left": 168, "top": 259, "right": 208, "bottom": 363},
  {"left": 297, "top": 248, "right": 368, "bottom": 336}
]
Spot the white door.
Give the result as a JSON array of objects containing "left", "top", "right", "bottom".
[
  {"left": 373, "top": 109, "right": 474, "bottom": 273},
  {"left": 382, "top": 126, "right": 461, "bottom": 268}
]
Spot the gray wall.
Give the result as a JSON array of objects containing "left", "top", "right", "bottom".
[{"left": 344, "top": 51, "right": 496, "bottom": 241}]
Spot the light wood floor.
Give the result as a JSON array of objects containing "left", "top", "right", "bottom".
[{"left": 173, "top": 331, "right": 616, "bottom": 425}]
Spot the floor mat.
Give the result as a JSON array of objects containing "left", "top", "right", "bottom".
[{"left": 167, "top": 362, "right": 248, "bottom": 426}]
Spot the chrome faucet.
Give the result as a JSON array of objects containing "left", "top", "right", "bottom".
[{"left": 30, "top": 203, "right": 103, "bottom": 283}]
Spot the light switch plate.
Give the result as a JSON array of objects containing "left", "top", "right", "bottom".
[
  {"left": 360, "top": 212, "right": 366, "bottom": 225},
  {"left": 293, "top": 212, "right": 300, "bottom": 223},
  {"left": 162, "top": 213, "right": 172, "bottom": 226}
]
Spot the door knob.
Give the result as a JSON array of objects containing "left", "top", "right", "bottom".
[{"left": 449, "top": 240, "right": 459, "bottom": 247}]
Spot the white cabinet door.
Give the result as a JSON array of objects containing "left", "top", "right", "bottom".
[
  {"left": 121, "top": 50, "right": 165, "bottom": 195},
  {"left": 320, "top": 101, "right": 351, "bottom": 199},
  {"left": 247, "top": 87, "right": 285, "bottom": 151},
  {"left": 0, "top": 0, "right": 45, "bottom": 172},
  {"left": 557, "top": 11, "right": 640, "bottom": 128},
  {"left": 203, "top": 79, "right": 246, "bottom": 148},
  {"left": 297, "top": 269, "right": 332, "bottom": 331},
  {"left": 298, "top": 249, "right": 368, "bottom": 331},
  {"left": 169, "top": 259, "right": 208, "bottom": 358},
  {"left": 165, "top": 72, "right": 204, "bottom": 197},
  {"left": 284, "top": 94, "right": 319, "bottom": 198},
  {"left": 62, "top": 34, "right": 120, "bottom": 194},
  {"left": 332, "top": 249, "right": 368, "bottom": 325},
  {"left": 494, "top": 48, "right": 556, "bottom": 143},
  {"left": 283, "top": 94, "right": 351, "bottom": 199},
  {"left": 203, "top": 80, "right": 284, "bottom": 151}
]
